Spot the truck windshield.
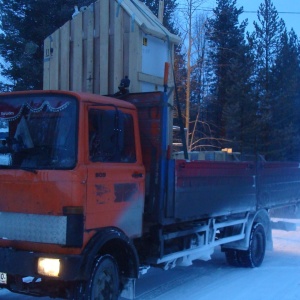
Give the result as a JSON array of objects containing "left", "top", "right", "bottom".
[{"left": 0, "top": 94, "right": 77, "bottom": 170}]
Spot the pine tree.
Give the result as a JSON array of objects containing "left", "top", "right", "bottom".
[
  {"left": 0, "top": 0, "right": 93, "bottom": 90},
  {"left": 269, "top": 29, "right": 300, "bottom": 160},
  {"left": 205, "top": 0, "right": 254, "bottom": 152},
  {"left": 248, "top": 0, "right": 285, "bottom": 157}
]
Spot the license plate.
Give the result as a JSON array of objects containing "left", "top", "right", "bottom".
[{"left": 0, "top": 272, "right": 7, "bottom": 284}]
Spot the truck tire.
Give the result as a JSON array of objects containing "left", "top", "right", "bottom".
[
  {"left": 238, "top": 223, "right": 266, "bottom": 268},
  {"left": 74, "top": 255, "right": 120, "bottom": 300}
]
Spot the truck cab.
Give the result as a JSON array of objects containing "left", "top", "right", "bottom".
[{"left": 0, "top": 90, "right": 144, "bottom": 298}]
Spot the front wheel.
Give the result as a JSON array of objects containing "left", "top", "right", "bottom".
[
  {"left": 73, "top": 255, "right": 120, "bottom": 300},
  {"left": 238, "top": 223, "right": 266, "bottom": 268}
]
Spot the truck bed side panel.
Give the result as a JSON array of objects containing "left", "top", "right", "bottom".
[
  {"left": 169, "top": 160, "right": 257, "bottom": 221},
  {"left": 258, "top": 161, "right": 300, "bottom": 209}
]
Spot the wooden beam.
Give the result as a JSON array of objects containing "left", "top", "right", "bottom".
[
  {"left": 71, "top": 14, "right": 83, "bottom": 92},
  {"left": 83, "top": 6, "right": 94, "bottom": 93},
  {"left": 49, "top": 30, "right": 60, "bottom": 90},
  {"left": 43, "top": 36, "right": 51, "bottom": 89},
  {"left": 109, "top": 0, "right": 123, "bottom": 94},
  {"left": 127, "top": 20, "right": 141, "bottom": 93},
  {"left": 60, "top": 22, "right": 70, "bottom": 91},
  {"left": 138, "top": 72, "right": 164, "bottom": 86},
  {"left": 123, "top": 11, "right": 139, "bottom": 93},
  {"left": 99, "top": 0, "right": 109, "bottom": 94}
]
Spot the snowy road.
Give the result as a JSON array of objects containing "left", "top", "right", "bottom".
[{"left": 1, "top": 219, "right": 300, "bottom": 300}]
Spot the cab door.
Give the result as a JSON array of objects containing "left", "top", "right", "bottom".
[{"left": 85, "top": 106, "right": 145, "bottom": 238}]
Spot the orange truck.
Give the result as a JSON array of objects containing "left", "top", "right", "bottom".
[{"left": 0, "top": 90, "right": 299, "bottom": 299}]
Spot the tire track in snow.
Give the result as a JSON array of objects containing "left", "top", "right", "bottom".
[{"left": 135, "top": 271, "right": 203, "bottom": 300}]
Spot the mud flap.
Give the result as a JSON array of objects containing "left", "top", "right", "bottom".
[{"left": 120, "top": 278, "right": 136, "bottom": 300}]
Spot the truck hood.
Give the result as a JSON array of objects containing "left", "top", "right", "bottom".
[
  {"left": 0, "top": 168, "right": 86, "bottom": 246},
  {"left": 0, "top": 169, "right": 81, "bottom": 215}
]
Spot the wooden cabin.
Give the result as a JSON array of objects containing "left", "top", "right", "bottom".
[{"left": 43, "top": 0, "right": 181, "bottom": 95}]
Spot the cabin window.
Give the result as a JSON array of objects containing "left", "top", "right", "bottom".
[
  {"left": 88, "top": 108, "right": 136, "bottom": 163},
  {"left": 0, "top": 94, "right": 77, "bottom": 170}
]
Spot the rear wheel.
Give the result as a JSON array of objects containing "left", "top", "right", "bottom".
[{"left": 238, "top": 223, "right": 266, "bottom": 268}]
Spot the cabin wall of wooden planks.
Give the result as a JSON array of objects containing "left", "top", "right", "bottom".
[
  {"left": 44, "top": 0, "right": 143, "bottom": 94},
  {"left": 43, "top": 0, "right": 175, "bottom": 95}
]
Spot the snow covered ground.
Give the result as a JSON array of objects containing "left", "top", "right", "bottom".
[{"left": 1, "top": 218, "right": 300, "bottom": 299}]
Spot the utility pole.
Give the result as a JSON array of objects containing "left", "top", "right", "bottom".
[
  {"left": 158, "top": 0, "right": 164, "bottom": 23},
  {"left": 186, "top": 1, "right": 192, "bottom": 151}
]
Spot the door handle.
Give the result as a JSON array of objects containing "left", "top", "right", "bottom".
[{"left": 132, "top": 172, "right": 143, "bottom": 178}]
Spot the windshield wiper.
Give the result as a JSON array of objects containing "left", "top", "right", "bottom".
[
  {"left": 0, "top": 165, "right": 13, "bottom": 169},
  {"left": 0, "top": 165, "right": 38, "bottom": 174},
  {"left": 20, "top": 167, "right": 38, "bottom": 174}
]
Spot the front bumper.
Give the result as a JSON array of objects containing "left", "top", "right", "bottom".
[{"left": 0, "top": 247, "right": 83, "bottom": 281}]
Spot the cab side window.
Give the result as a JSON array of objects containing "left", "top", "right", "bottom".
[{"left": 88, "top": 109, "right": 136, "bottom": 163}]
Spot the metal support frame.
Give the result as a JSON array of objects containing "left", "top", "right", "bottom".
[{"left": 150, "top": 214, "right": 250, "bottom": 266}]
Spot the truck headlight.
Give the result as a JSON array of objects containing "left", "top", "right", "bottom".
[{"left": 37, "top": 258, "right": 60, "bottom": 277}]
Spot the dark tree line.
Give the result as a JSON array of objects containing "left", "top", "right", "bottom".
[
  {"left": 1, "top": 0, "right": 300, "bottom": 161},
  {"left": 182, "top": 0, "right": 300, "bottom": 161},
  {"left": 0, "top": 0, "right": 94, "bottom": 90}
]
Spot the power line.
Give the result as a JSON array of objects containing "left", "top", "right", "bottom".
[
  {"left": 243, "top": 11, "right": 300, "bottom": 14},
  {"left": 177, "top": 6, "right": 300, "bottom": 14}
]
